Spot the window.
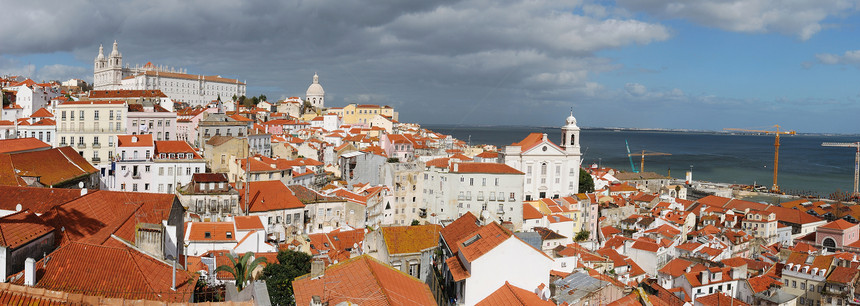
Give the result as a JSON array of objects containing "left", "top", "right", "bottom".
[
  {"left": 132, "top": 183, "right": 138, "bottom": 191},
  {"left": 509, "top": 193, "right": 516, "bottom": 201},
  {"left": 469, "top": 178, "right": 474, "bottom": 186},
  {"left": 541, "top": 163, "right": 547, "bottom": 175},
  {"left": 801, "top": 283, "right": 806, "bottom": 290},
  {"left": 79, "top": 110, "right": 84, "bottom": 120},
  {"left": 158, "top": 184, "right": 164, "bottom": 192},
  {"left": 482, "top": 178, "right": 486, "bottom": 186},
  {"left": 144, "top": 183, "right": 150, "bottom": 191},
  {"left": 204, "top": 232, "right": 211, "bottom": 239},
  {"left": 61, "top": 111, "right": 66, "bottom": 120},
  {"left": 109, "top": 110, "right": 114, "bottom": 120},
  {"left": 145, "top": 165, "right": 150, "bottom": 173},
  {"left": 93, "top": 110, "right": 99, "bottom": 120},
  {"left": 187, "top": 168, "right": 192, "bottom": 175}
]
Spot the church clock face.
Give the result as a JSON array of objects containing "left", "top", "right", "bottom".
[{"left": 542, "top": 146, "right": 548, "bottom": 152}]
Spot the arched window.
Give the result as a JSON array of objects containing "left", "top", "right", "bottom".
[
  {"left": 541, "top": 163, "right": 547, "bottom": 175},
  {"left": 570, "top": 134, "right": 576, "bottom": 146}
]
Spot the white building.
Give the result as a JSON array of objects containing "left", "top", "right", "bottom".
[
  {"left": 423, "top": 160, "right": 525, "bottom": 229},
  {"left": 107, "top": 135, "right": 205, "bottom": 193},
  {"left": 306, "top": 73, "right": 324, "bottom": 109},
  {"left": 443, "top": 221, "right": 553, "bottom": 305},
  {"left": 94, "top": 41, "right": 246, "bottom": 106},
  {"left": 502, "top": 112, "right": 581, "bottom": 200}
]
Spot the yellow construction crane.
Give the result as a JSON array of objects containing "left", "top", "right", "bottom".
[
  {"left": 724, "top": 125, "right": 796, "bottom": 192},
  {"left": 628, "top": 150, "right": 672, "bottom": 173},
  {"left": 821, "top": 142, "right": 860, "bottom": 197}
]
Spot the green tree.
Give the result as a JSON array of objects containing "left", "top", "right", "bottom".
[
  {"left": 1, "top": 93, "right": 9, "bottom": 107},
  {"left": 574, "top": 230, "right": 590, "bottom": 242},
  {"left": 232, "top": 94, "right": 238, "bottom": 102},
  {"left": 578, "top": 168, "right": 595, "bottom": 193},
  {"left": 215, "top": 252, "right": 267, "bottom": 292},
  {"left": 259, "top": 94, "right": 267, "bottom": 102},
  {"left": 387, "top": 157, "right": 400, "bottom": 163},
  {"left": 411, "top": 220, "right": 421, "bottom": 226},
  {"left": 263, "top": 250, "right": 312, "bottom": 306}
]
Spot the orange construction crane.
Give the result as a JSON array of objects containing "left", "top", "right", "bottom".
[
  {"left": 724, "top": 125, "right": 796, "bottom": 192},
  {"left": 821, "top": 142, "right": 860, "bottom": 197},
  {"left": 628, "top": 150, "right": 672, "bottom": 173}
]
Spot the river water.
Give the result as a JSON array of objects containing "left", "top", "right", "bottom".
[{"left": 426, "top": 125, "right": 859, "bottom": 197}]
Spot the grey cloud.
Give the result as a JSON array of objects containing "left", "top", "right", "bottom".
[{"left": 614, "top": 0, "right": 858, "bottom": 40}]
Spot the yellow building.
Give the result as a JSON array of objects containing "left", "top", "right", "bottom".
[
  {"left": 56, "top": 100, "right": 128, "bottom": 167},
  {"left": 328, "top": 104, "right": 397, "bottom": 126}
]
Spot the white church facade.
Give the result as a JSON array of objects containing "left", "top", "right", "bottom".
[
  {"left": 502, "top": 112, "right": 582, "bottom": 200},
  {"left": 93, "top": 41, "right": 246, "bottom": 107},
  {"left": 305, "top": 73, "right": 325, "bottom": 109}
]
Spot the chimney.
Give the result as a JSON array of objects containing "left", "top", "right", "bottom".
[
  {"left": 24, "top": 258, "right": 35, "bottom": 286},
  {"left": 700, "top": 270, "right": 709, "bottom": 285},
  {"left": 310, "top": 259, "right": 325, "bottom": 279},
  {"left": 310, "top": 295, "right": 325, "bottom": 306}
]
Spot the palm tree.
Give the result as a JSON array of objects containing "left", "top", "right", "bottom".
[{"left": 215, "top": 252, "right": 268, "bottom": 291}]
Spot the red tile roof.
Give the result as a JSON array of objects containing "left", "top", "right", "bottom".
[
  {"left": 9, "top": 241, "right": 195, "bottom": 302},
  {"left": 511, "top": 133, "right": 561, "bottom": 152},
  {"left": 658, "top": 258, "right": 698, "bottom": 277},
  {"left": 476, "top": 281, "right": 554, "bottom": 306},
  {"left": 440, "top": 212, "right": 481, "bottom": 254},
  {"left": 29, "top": 108, "right": 54, "bottom": 118},
  {"left": 450, "top": 162, "right": 524, "bottom": 175},
  {"left": 0, "top": 210, "right": 54, "bottom": 249},
  {"left": 382, "top": 224, "right": 442, "bottom": 255},
  {"left": 523, "top": 204, "right": 544, "bottom": 220},
  {"left": 0, "top": 186, "right": 85, "bottom": 214},
  {"left": 40, "top": 191, "right": 176, "bottom": 246},
  {"left": 154, "top": 141, "right": 201, "bottom": 159},
  {"left": 234, "top": 216, "right": 264, "bottom": 230},
  {"left": 186, "top": 222, "right": 236, "bottom": 242},
  {"left": 293, "top": 255, "right": 436, "bottom": 306},
  {"left": 88, "top": 89, "right": 167, "bottom": 99},
  {"left": 696, "top": 292, "right": 749, "bottom": 306},
  {"left": 0, "top": 138, "right": 50, "bottom": 154},
  {"left": 237, "top": 181, "right": 305, "bottom": 212},
  {"left": 826, "top": 266, "right": 859, "bottom": 283},
  {"left": 820, "top": 219, "right": 857, "bottom": 230},
  {"left": 116, "top": 134, "right": 153, "bottom": 147},
  {"left": 631, "top": 240, "right": 660, "bottom": 252},
  {"left": 457, "top": 222, "right": 512, "bottom": 262},
  {"left": 0, "top": 147, "right": 98, "bottom": 187}
]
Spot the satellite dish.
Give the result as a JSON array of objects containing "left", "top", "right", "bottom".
[
  {"left": 15, "top": 204, "right": 22, "bottom": 212},
  {"left": 78, "top": 182, "right": 84, "bottom": 188}
]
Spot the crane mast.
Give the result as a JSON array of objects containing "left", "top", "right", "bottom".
[
  {"left": 821, "top": 142, "right": 860, "bottom": 197},
  {"left": 724, "top": 125, "right": 796, "bottom": 192}
]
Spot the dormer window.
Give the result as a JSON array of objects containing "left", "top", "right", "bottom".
[
  {"left": 226, "top": 232, "right": 233, "bottom": 239},
  {"left": 204, "top": 232, "right": 211, "bottom": 239}
]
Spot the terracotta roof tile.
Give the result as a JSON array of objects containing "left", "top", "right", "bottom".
[
  {"left": 237, "top": 181, "right": 305, "bottom": 212},
  {"left": 696, "top": 292, "right": 749, "bottom": 306},
  {"left": 440, "top": 212, "right": 480, "bottom": 253},
  {"left": 523, "top": 204, "right": 544, "bottom": 220},
  {"left": 0, "top": 210, "right": 54, "bottom": 249},
  {"left": 457, "top": 222, "right": 512, "bottom": 262},
  {"left": 0, "top": 138, "right": 50, "bottom": 154},
  {"left": 450, "top": 162, "right": 523, "bottom": 175},
  {"left": 234, "top": 216, "right": 264, "bottom": 230},
  {"left": 0, "top": 186, "right": 85, "bottom": 214},
  {"left": 476, "top": 281, "right": 554, "bottom": 306},
  {"left": 820, "top": 219, "right": 856, "bottom": 230},
  {"left": 0, "top": 147, "right": 98, "bottom": 187},
  {"left": 116, "top": 134, "right": 153, "bottom": 147},
  {"left": 293, "top": 255, "right": 436, "bottom": 306},
  {"left": 186, "top": 222, "right": 236, "bottom": 242},
  {"left": 9, "top": 241, "right": 195, "bottom": 302}
]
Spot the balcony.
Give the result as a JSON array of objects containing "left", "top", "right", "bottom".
[
  {"left": 77, "top": 143, "right": 86, "bottom": 149},
  {"left": 92, "top": 157, "right": 101, "bottom": 163},
  {"left": 132, "top": 172, "right": 141, "bottom": 179},
  {"left": 92, "top": 143, "right": 101, "bottom": 149}
]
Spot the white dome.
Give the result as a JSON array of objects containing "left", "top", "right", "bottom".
[
  {"left": 96, "top": 44, "right": 105, "bottom": 61},
  {"left": 306, "top": 73, "right": 325, "bottom": 96},
  {"left": 110, "top": 40, "right": 121, "bottom": 57},
  {"left": 565, "top": 110, "right": 577, "bottom": 126}
]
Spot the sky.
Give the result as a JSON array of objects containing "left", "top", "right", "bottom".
[{"left": 2, "top": 0, "right": 860, "bottom": 134}]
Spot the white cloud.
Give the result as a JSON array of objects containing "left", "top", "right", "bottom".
[
  {"left": 625, "top": 82, "right": 648, "bottom": 96},
  {"left": 614, "top": 0, "right": 857, "bottom": 40},
  {"left": 815, "top": 49, "right": 860, "bottom": 67}
]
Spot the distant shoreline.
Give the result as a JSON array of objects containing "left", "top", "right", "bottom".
[{"left": 422, "top": 124, "right": 860, "bottom": 137}]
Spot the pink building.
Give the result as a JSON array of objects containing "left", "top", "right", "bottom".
[
  {"left": 816, "top": 219, "right": 859, "bottom": 251},
  {"left": 380, "top": 133, "right": 414, "bottom": 161}
]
